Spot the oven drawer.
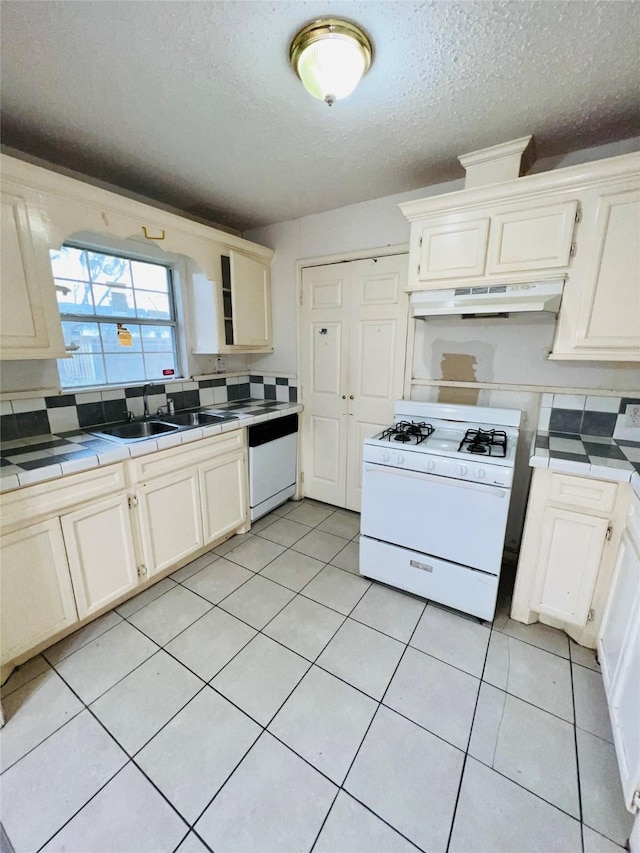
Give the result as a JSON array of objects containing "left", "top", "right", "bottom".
[{"left": 359, "top": 535, "right": 499, "bottom": 621}]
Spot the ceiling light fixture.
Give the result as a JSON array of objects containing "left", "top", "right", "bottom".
[{"left": 290, "top": 17, "right": 372, "bottom": 106}]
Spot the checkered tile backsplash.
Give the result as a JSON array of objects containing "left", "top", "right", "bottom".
[
  {"left": 0, "top": 375, "right": 297, "bottom": 442},
  {"left": 538, "top": 394, "right": 640, "bottom": 438}
]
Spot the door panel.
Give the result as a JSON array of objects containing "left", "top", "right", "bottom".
[
  {"left": 200, "top": 452, "right": 246, "bottom": 544},
  {"left": 418, "top": 219, "right": 489, "bottom": 281},
  {"left": 487, "top": 200, "right": 577, "bottom": 273}
]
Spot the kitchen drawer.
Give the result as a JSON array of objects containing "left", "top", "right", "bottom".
[
  {"left": 0, "top": 463, "right": 127, "bottom": 533},
  {"left": 549, "top": 472, "right": 618, "bottom": 514},
  {"left": 127, "top": 429, "right": 244, "bottom": 484}
]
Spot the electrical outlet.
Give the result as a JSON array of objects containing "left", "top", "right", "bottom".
[
  {"left": 215, "top": 356, "right": 227, "bottom": 372},
  {"left": 625, "top": 404, "right": 640, "bottom": 427}
]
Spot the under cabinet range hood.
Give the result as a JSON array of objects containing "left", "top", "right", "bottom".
[{"left": 411, "top": 280, "right": 564, "bottom": 318}]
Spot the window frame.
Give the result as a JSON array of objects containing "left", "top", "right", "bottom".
[{"left": 53, "top": 240, "right": 184, "bottom": 390}]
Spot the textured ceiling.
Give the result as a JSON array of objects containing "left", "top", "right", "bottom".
[{"left": 1, "top": 1, "right": 639, "bottom": 231}]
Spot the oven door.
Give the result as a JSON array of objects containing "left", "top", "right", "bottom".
[{"left": 360, "top": 462, "right": 510, "bottom": 573}]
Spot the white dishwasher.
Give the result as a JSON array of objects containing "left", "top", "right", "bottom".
[{"left": 248, "top": 414, "right": 298, "bottom": 521}]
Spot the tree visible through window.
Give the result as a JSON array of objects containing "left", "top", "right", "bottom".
[{"left": 51, "top": 245, "right": 180, "bottom": 388}]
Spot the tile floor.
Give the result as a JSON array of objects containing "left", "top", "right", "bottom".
[{"left": 0, "top": 498, "right": 634, "bottom": 853}]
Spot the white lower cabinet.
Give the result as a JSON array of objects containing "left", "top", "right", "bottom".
[
  {"left": 512, "top": 468, "right": 631, "bottom": 646},
  {"left": 0, "top": 519, "right": 78, "bottom": 663},
  {"left": 200, "top": 451, "right": 245, "bottom": 544},
  {"left": 136, "top": 469, "right": 203, "bottom": 576},
  {"left": 61, "top": 495, "right": 139, "bottom": 619}
]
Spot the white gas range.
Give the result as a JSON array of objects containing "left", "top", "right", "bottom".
[{"left": 359, "top": 401, "right": 521, "bottom": 621}]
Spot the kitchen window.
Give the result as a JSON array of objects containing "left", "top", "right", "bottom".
[{"left": 51, "top": 244, "right": 181, "bottom": 388}]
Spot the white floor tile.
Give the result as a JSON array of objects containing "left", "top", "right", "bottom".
[
  {"left": 449, "top": 757, "right": 582, "bottom": 853},
  {"left": 41, "top": 763, "right": 187, "bottom": 852},
  {"left": 218, "top": 574, "right": 295, "bottom": 629},
  {"left": 292, "top": 529, "right": 350, "bottom": 562},
  {"left": 43, "top": 610, "right": 123, "bottom": 665},
  {"left": 182, "top": 557, "right": 253, "bottom": 604},
  {"left": 469, "top": 683, "right": 580, "bottom": 817},
  {"left": 211, "top": 634, "right": 309, "bottom": 725},
  {"left": 0, "top": 669, "right": 83, "bottom": 772},
  {"left": 570, "top": 640, "right": 601, "bottom": 672},
  {"left": 345, "top": 705, "right": 464, "bottom": 852},
  {"left": 263, "top": 595, "right": 345, "bottom": 661},
  {"left": 351, "top": 583, "right": 425, "bottom": 643},
  {"left": 195, "top": 732, "right": 336, "bottom": 853},
  {"left": 171, "top": 550, "right": 219, "bottom": 582},
  {"left": 573, "top": 663, "right": 614, "bottom": 742},
  {"left": 285, "top": 502, "right": 334, "bottom": 527},
  {"left": 259, "top": 548, "right": 325, "bottom": 591},
  {"left": 174, "top": 832, "right": 210, "bottom": 853},
  {"left": 484, "top": 632, "right": 574, "bottom": 722},
  {"left": 127, "top": 585, "right": 213, "bottom": 646},
  {"left": 583, "top": 826, "right": 628, "bottom": 853},
  {"left": 385, "top": 647, "right": 479, "bottom": 750},
  {"left": 90, "top": 651, "right": 202, "bottom": 754},
  {"left": 501, "top": 617, "right": 570, "bottom": 658},
  {"left": 269, "top": 666, "right": 377, "bottom": 784},
  {"left": 115, "top": 577, "right": 177, "bottom": 618},
  {"left": 1, "top": 654, "right": 50, "bottom": 697},
  {"left": 1, "top": 710, "right": 127, "bottom": 852},
  {"left": 410, "top": 605, "right": 490, "bottom": 677},
  {"left": 249, "top": 511, "right": 279, "bottom": 533},
  {"left": 302, "top": 565, "right": 371, "bottom": 615},
  {"left": 317, "top": 511, "right": 361, "bottom": 540},
  {"left": 314, "top": 790, "right": 420, "bottom": 853},
  {"left": 54, "top": 621, "right": 157, "bottom": 704},
  {"left": 165, "top": 607, "right": 256, "bottom": 681},
  {"left": 213, "top": 531, "right": 253, "bottom": 556},
  {"left": 224, "top": 535, "right": 286, "bottom": 572},
  {"left": 330, "top": 539, "right": 360, "bottom": 574},
  {"left": 257, "top": 517, "right": 311, "bottom": 547},
  {"left": 137, "top": 687, "right": 261, "bottom": 824},
  {"left": 577, "top": 728, "right": 635, "bottom": 847},
  {"left": 317, "top": 618, "right": 404, "bottom": 700}
]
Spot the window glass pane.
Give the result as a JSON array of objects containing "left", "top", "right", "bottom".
[
  {"left": 131, "top": 260, "right": 169, "bottom": 292},
  {"left": 141, "top": 325, "right": 175, "bottom": 352},
  {"left": 134, "top": 289, "right": 171, "bottom": 320},
  {"left": 100, "top": 321, "right": 143, "bottom": 352},
  {"left": 59, "top": 321, "right": 106, "bottom": 387},
  {"left": 104, "top": 352, "right": 146, "bottom": 385},
  {"left": 87, "top": 252, "right": 132, "bottom": 286},
  {"left": 56, "top": 279, "right": 95, "bottom": 315},
  {"left": 144, "top": 351, "right": 177, "bottom": 378},
  {"left": 92, "top": 283, "right": 136, "bottom": 317},
  {"left": 50, "top": 247, "right": 88, "bottom": 281}
]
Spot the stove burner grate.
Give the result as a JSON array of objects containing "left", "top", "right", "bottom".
[
  {"left": 458, "top": 428, "right": 507, "bottom": 458},
  {"left": 380, "top": 421, "right": 434, "bottom": 445}
]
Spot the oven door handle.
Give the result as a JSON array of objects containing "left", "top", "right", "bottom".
[{"left": 363, "top": 464, "right": 508, "bottom": 498}]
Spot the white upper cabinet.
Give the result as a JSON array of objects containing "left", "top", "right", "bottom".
[
  {"left": 486, "top": 199, "right": 577, "bottom": 274},
  {"left": 0, "top": 188, "right": 67, "bottom": 359},
  {"left": 552, "top": 179, "right": 640, "bottom": 361},
  {"left": 229, "top": 250, "right": 272, "bottom": 348},
  {"left": 417, "top": 217, "right": 490, "bottom": 281}
]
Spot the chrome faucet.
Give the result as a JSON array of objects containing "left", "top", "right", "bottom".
[{"left": 142, "top": 383, "right": 154, "bottom": 418}]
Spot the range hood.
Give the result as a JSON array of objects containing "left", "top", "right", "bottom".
[{"left": 411, "top": 280, "right": 564, "bottom": 318}]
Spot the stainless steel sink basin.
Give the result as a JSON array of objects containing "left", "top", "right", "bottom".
[
  {"left": 93, "top": 421, "right": 180, "bottom": 442},
  {"left": 161, "top": 411, "right": 231, "bottom": 427}
]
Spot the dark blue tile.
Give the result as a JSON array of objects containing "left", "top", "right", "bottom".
[
  {"left": 289, "top": 387, "right": 298, "bottom": 403},
  {"left": 548, "top": 409, "right": 582, "bottom": 434},
  {"left": 103, "top": 399, "right": 129, "bottom": 424},
  {"left": 0, "top": 415, "right": 19, "bottom": 443},
  {"left": 15, "top": 410, "right": 51, "bottom": 438},
  {"left": 250, "top": 375, "right": 263, "bottom": 383},
  {"left": 212, "top": 379, "right": 226, "bottom": 387},
  {"left": 550, "top": 451, "right": 590, "bottom": 462},
  {"left": 76, "top": 403, "right": 105, "bottom": 428},
  {"left": 583, "top": 442, "right": 625, "bottom": 459},
  {"left": 581, "top": 411, "right": 617, "bottom": 437},
  {"left": 17, "top": 457, "right": 63, "bottom": 470},
  {"left": 45, "top": 394, "right": 77, "bottom": 408},
  {"left": 276, "top": 377, "right": 288, "bottom": 386},
  {"left": 535, "top": 434, "right": 549, "bottom": 449},
  {"left": 182, "top": 390, "right": 200, "bottom": 409},
  {"left": 199, "top": 379, "right": 215, "bottom": 389},
  {"left": 264, "top": 385, "right": 277, "bottom": 401},
  {"left": 227, "top": 385, "right": 245, "bottom": 402}
]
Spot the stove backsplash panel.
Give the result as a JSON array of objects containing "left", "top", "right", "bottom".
[
  {"left": 0, "top": 375, "right": 297, "bottom": 440},
  {"left": 538, "top": 394, "right": 640, "bottom": 438}
]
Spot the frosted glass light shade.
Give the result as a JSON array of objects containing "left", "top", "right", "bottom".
[{"left": 290, "top": 18, "right": 372, "bottom": 106}]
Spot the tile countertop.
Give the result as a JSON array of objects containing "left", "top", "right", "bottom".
[
  {"left": 530, "top": 430, "right": 640, "bottom": 490},
  {"left": 0, "top": 400, "right": 302, "bottom": 493}
]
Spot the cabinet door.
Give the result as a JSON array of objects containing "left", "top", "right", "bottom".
[
  {"left": 417, "top": 218, "right": 489, "bottom": 282},
  {"left": 532, "top": 506, "right": 608, "bottom": 625},
  {"left": 486, "top": 200, "right": 578, "bottom": 274},
  {"left": 61, "top": 495, "right": 138, "bottom": 619},
  {"left": 230, "top": 250, "right": 272, "bottom": 347},
  {"left": 574, "top": 186, "right": 640, "bottom": 353},
  {"left": 0, "top": 191, "right": 65, "bottom": 358},
  {"left": 199, "top": 451, "right": 246, "bottom": 544},
  {"left": 136, "top": 469, "right": 203, "bottom": 575},
  {"left": 0, "top": 519, "right": 77, "bottom": 664}
]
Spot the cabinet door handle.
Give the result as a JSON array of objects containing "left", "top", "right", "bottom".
[
  {"left": 142, "top": 226, "right": 165, "bottom": 241},
  {"left": 605, "top": 524, "right": 613, "bottom": 541}
]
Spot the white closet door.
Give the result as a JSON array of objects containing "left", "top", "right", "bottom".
[{"left": 300, "top": 254, "right": 408, "bottom": 511}]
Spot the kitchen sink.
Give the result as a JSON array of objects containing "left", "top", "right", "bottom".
[
  {"left": 161, "top": 411, "right": 232, "bottom": 427},
  {"left": 94, "top": 421, "right": 180, "bottom": 441}
]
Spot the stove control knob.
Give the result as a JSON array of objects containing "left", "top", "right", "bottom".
[
  {"left": 475, "top": 468, "right": 486, "bottom": 480},
  {"left": 381, "top": 451, "right": 390, "bottom": 463},
  {"left": 396, "top": 454, "right": 404, "bottom": 465},
  {"left": 458, "top": 464, "right": 468, "bottom": 476}
]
